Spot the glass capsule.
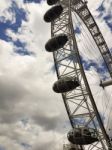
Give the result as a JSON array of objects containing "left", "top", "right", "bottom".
[
  {"left": 45, "top": 34, "right": 68, "bottom": 52},
  {"left": 44, "top": 5, "right": 63, "bottom": 22}
]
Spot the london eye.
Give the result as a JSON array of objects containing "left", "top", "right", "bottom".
[{"left": 43, "top": 0, "right": 112, "bottom": 149}]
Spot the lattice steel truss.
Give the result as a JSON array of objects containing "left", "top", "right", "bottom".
[{"left": 50, "top": 0, "right": 112, "bottom": 149}]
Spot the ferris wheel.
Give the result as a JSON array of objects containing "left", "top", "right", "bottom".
[{"left": 43, "top": 0, "right": 112, "bottom": 149}]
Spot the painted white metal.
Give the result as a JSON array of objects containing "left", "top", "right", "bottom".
[
  {"left": 100, "top": 80, "right": 112, "bottom": 88},
  {"left": 47, "top": 0, "right": 112, "bottom": 149}
]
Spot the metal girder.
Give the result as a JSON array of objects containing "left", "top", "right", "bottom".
[
  {"left": 49, "top": 0, "right": 112, "bottom": 149},
  {"left": 100, "top": 80, "right": 112, "bottom": 88},
  {"left": 70, "top": 0, "right": 112, "bottom": 78}
]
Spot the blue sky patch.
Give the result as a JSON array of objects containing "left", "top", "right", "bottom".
[
  {"left": 14, "top": 40, "right": 26, "bottom": 48},
  {"left": 82, "top": 58, "right": 108, "bottom": 79},
  {"left": 0, "top": 1, "right": 27, "bottom": 42},
  {"left": 96, "top": 0, "right": 112, "bottom": 31},
  {"left": 0, "top": 20, "right": 12, "bottom": 41},
  {"left": 14, "top": 39, "right": 35, "bottom": 56},
  {"left": 21, "top": 143, "right": 31, "bottom": 149},
  {"left": 110, "top": 48, "right": 112, "bottom": 53},
  {"left": 0, "top": 1, "right": 35, "bottom": 56},
  {"left": 21, "top": 118, "right": 29, "bottom": 126},
  {"left": 96, "top": 1, "right": 105, "bottom": 14},
  {"left": 51, "top": 64, "right": 56, "bottom": 73},
  {"left": 24, "top": 0, "right": 42, "bottom": 3},
  {"left": 0, "top": 146, "right": 5, "bottom": 150},
  {"left": 72, "top": 117, "right": 86, "bottom": 125},
  {"left": 74, "top": 26, "right": 81, "bottom": 34},
  {"left": 14, "top": 47, "right": 34, "bottom": 56},
  {"left": 103, "top": 15, "right": 112, "bottom": 31}
]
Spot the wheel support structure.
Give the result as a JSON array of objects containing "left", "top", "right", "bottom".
[{"left": 50, "top": 0, "right": 112, "bottom": 149}]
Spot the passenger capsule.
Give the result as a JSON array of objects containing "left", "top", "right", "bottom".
[
  {"left": 67, "top": 128, "right": 98, "bottom": 145},
  {"left": 44, "top": 5, "right": 63, "bottom": 22},
  {"left": 47, "top": 0, "right": 59, "bottom": 5},
  {"left": 45, "top": 34, "right": 68, "bottom": 52},
  {"left": 53, "top": 77, "right": 79, "bottom": 93}
]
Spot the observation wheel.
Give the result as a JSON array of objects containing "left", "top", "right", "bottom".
[{"left": 43, "top": 0, "right": 112, "bottom": 150}]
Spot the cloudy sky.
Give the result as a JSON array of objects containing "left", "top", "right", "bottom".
[{"left": 0, "top": 0, "right": 112, "bottom": 150}]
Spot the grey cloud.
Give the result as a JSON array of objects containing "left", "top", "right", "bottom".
[
  {"left": 32, "top": 112, "right": 61, "bottom": 131},
  {"left": 0, "top": 76, "right": 28, "bottom": 106},
  {"left": 0, "top": 75, "right": 30, "bottom": 123},
  {"left": 35, "top": 142, "right": 54, "bottom": 150}
]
